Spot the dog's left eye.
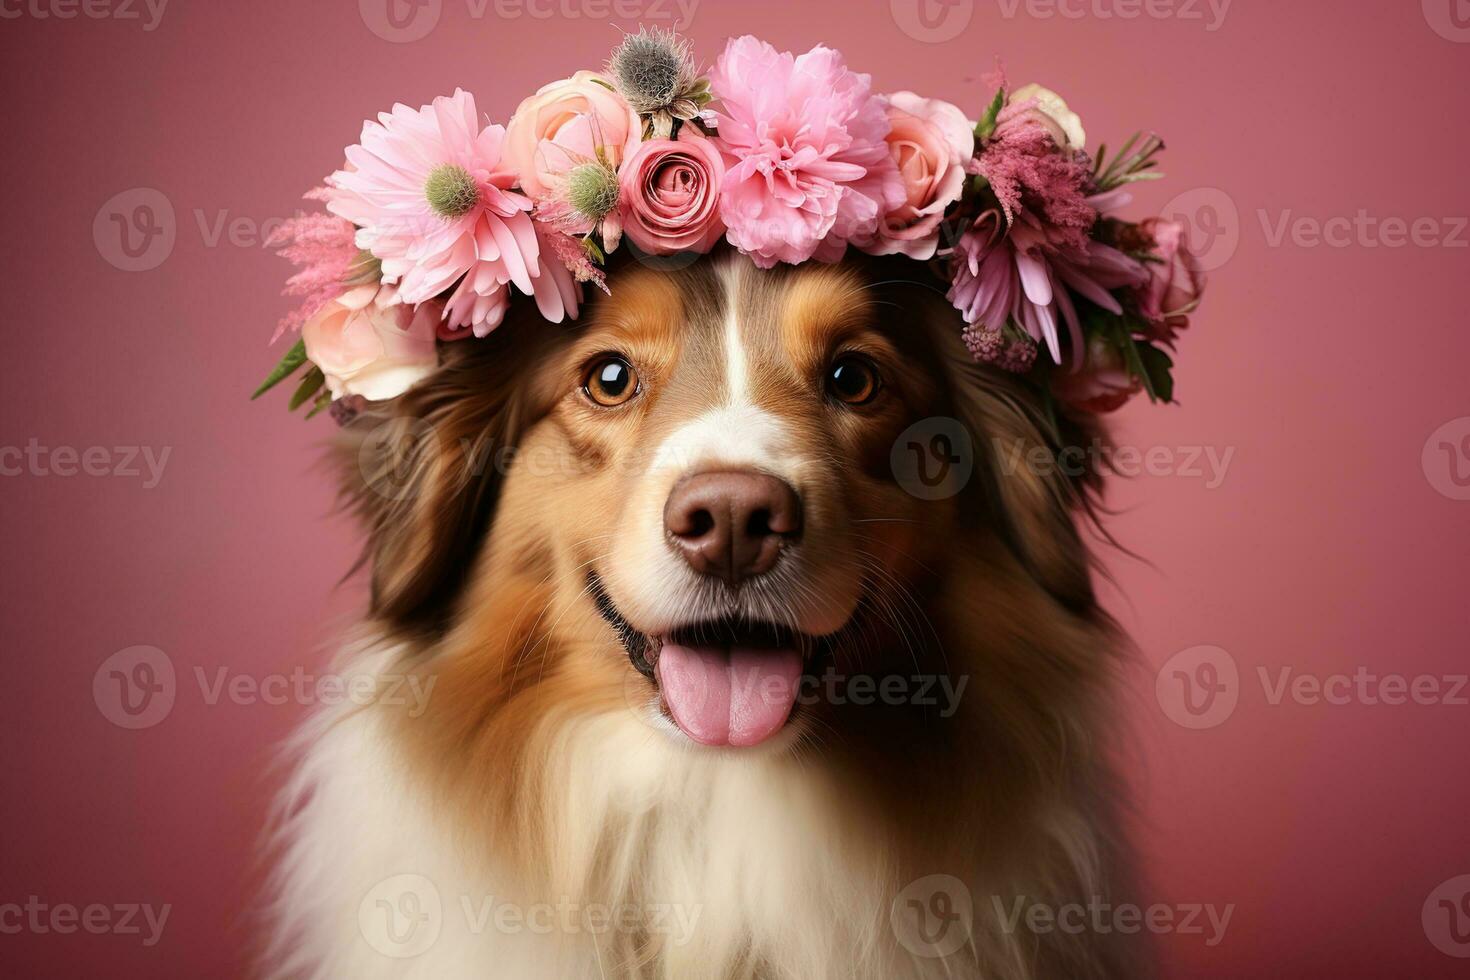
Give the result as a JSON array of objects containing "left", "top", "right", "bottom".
[
  {"left": 583, "top": 356, "right": 640, "bottom": 407},
  {"left": 827, "top": 355, "right": 881, "bottom": 406}
]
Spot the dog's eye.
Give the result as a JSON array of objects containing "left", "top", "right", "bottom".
[
  {"left": 583, "top": 356, "right": 639, "bottom": 407},
  {"left": 827, "top": 355, "right": 880, "bottom": 406}
]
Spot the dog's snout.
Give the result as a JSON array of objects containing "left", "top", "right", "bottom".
[{"left": 664, "top": 471, "right": 802, "bottom": 584}]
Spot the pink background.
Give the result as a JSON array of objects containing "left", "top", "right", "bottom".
[{"left": 2, "top": 0, "right": 1468, "bottom": 975}]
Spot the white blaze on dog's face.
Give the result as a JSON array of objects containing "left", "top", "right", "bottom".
[{"left": 500, "top": 254, "right": 952, "bottom": 749}]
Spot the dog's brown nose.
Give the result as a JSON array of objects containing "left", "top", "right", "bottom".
[{"left": 664, "top": 471, "right": 802, "bottom": 584}]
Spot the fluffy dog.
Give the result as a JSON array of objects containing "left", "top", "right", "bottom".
[{"left": 265, "top": 250, "right": 1142, "bottom": 979}]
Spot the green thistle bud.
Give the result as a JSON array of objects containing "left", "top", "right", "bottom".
[
  {"left": 424, "top": 164, "right": 480, "bottom": 218},
  {"left": 565, "top": 162, "right": 620, "bottom": 221}
]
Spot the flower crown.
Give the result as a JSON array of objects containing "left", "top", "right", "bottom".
[{"left": 254, "top": 29, "right": 1205, "bottom": 419}]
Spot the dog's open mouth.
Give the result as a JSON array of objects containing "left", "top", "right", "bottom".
[{"left": 590, "top": 572, "right": 821, "bottom": 748}]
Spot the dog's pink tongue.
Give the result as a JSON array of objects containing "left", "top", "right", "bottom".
[{"left": 656, "top": 644, "right": 803, "bottom": 747}]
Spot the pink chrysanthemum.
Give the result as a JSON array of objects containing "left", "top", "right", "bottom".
[
  {"left": 950, "top": 105, "right": 1146, "bottom": 366},
  {"left": 948, "top": 207, "right": 1146, "bottom": 368},
  {"left": 708, "top": 36, "right": 905, "bottom": 268},
  {"left": 326, "top": 89, "right": 578, "bottom": 337}
]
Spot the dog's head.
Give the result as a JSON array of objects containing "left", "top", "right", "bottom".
[{"left": 342, "top": 250, "right": 1106, "bottom": 754}]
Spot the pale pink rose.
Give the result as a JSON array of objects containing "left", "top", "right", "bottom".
[
  {"left": 617, "top": 130, "right": 726, "bottom": 255},
  {"left": 858, "top": 92, "right": 973, "bottom": 260},
  {"left": 1136, "top": 217, "right": 1206, "bottom": 345},
  {"left": 1009, "top": 83, "right": 1086, "bottom": 151},
  {"left": 709, "top": 36, "right": 905, "bottom": 268},
  {"left": 301, "top": 284, "right": 440, "bottom": 402},
  {"left": 503, "top": 70, "right": 642, "bottom": 200},
  {"left": 1051, "top": 334, "right": 1141, "bottom": 414}
]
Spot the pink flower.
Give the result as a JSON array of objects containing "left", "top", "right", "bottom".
[
  {"left": 948, "top": 209, "right": 1146, "bottom": 366},
  {"left": 1051, "top": 334, "right": 1141, "bottom": 414},
  {"left": 326, "top": 89, "right": 576, "bottom": 338},
  {"left": 301, "top": 285, "right": 440, "bottom": 401},
  {"left": 709, "top": 36, "right": 905, "bottom": 268},
  {"left": 858, "top": 92, "right": 973, "bottom": 260},
  {"left": 265, "top": 191, "right": 367, "bottom": 342},
  {"left": 617, "top": 130, "right": 726, "bottom": 255},
  {"left": 503, "top": 71, "right": 642, "bottom": 201},
  {"left": 1135, "top": 217, "right": 1205, "bottom": 345}
]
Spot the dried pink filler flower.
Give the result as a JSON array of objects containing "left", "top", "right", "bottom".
[
  {"left": 976, "top": 102, "right": 1096, "bottom": 247},
  {"left": 266, "top": 189, "right": 363, "bottom": 342}
]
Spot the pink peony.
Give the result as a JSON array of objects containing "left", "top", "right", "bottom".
[
  {"left": 708, "top": 36, "right": 905, "bottom": 268},
  {"left": 301, "top": 285, "right": 441, "bottom": 401},
  {"left": 1135, "top": 217, "right": 1205, "bottom": 345},
  {"left": 326, "top": 89, "right": 575, "bottom": 337},
  {"left": 503, "top": 71, "right": 642, "bottom": 201},
  {"left": 1051, "top": 334, "right": 1141, "bottom": 414},
  {"left": 858, "top": 92, "right": 973, "bottom": 260},
  {"left": 617, "top": 129, "right": 726, "bottom": 255}
]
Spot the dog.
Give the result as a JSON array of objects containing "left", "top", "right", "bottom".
[{"left": 264, "top": 249, "right": 1144, "bottom": 979}]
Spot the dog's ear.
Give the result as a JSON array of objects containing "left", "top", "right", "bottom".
[
  {"left": 334, "top": 316, "right": 567, "bottom": 637},
  {"left": 914, "top": 294, "right": 1108, "bottom": 613}
]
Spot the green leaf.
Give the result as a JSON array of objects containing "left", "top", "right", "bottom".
[
  {"left": 304, "top": 388, "right": 333, "bottom": 419},
  {"left": 251, "top": 338, "right": 307, "bottom": 399},
  {"left": 288, "top": 366, "right": 325, "bottom": 410},
  {"left": 974, "top": 87, "right": 1006, "bottom": 142},
  {"left": 1134, "top": 341, "right": 1175, "bottom": 404}
]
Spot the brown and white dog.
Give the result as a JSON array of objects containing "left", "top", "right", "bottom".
[{"left": 265, "top": 250, "right": 1143, "bottom": 979}]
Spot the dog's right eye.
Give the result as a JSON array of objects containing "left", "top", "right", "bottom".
[{"left": 583, "top": 356, "right": 640, "bottom": 407}]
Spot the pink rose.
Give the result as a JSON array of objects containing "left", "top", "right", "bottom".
[
  {"left": 503, "top": 70, "right": 641, "bottom": 200},
  {"left": 1051, "top": 335, "right": 1141, "bottom": 414},
  {"left": 301, "top": 284, "right": 440, "bottom": 401},
  {"left": 617, "top": 130, "right": 726, "bottom": 256},
  {"left": 1136, "top": 217, "right": 1206, "bottom": 345},
  {"left": 859, "top": 92, "right": 973, "bottom": 260}
]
